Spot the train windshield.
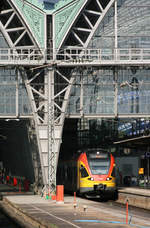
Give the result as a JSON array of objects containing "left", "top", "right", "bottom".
[{"left": 88, "top": 157, "right": 110, "bottom": 175}]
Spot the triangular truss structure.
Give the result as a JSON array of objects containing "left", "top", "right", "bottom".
[
  {"left": 0, "top": 0, "right": 38, "bottom": 48},
  {"left": 61, "top": 0, "right": 113, "bottom": 49}
]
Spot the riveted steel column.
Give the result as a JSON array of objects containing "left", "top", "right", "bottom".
[
  {"left": 114, "top": 67, "right": 118, "bottom": 117},
  {"left": 80, "top": 67, "right": 84, "bottom": 117},
  {"left": 48, "top": 67, "right": 56, "bottom": 192},
  {"left": 16, "top": 67, "right": 19, "bottom": 117},
  {"left": 114, "top": 0, "right": 118, "bottom": 60},
  {"left": 114, "top": 0, "right": 118, "bottom": 49},
  {"left": 114, "top": 0, "right": 118, "bottom": 117}
]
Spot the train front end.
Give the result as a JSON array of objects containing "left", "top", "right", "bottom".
[{"left": 77, "top": 149, "right": 116, "bottom": 198}]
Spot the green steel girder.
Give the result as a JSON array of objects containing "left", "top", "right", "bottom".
[
  {"left": 13, "top": 0, "right": 45, "bottom": 48},
  {"left": 11, "top": 0, "right": 113, "bottom": 50},
  {"left": 22, "top": 0, "right": 77, "bottom": 13},
  {"left": 12, "top": 0, "right": 88, "bottom": 49},
  {"left": 54, "top": 0, "right": 85, "bottom": 49}
]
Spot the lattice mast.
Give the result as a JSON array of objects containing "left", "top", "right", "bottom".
[{"left": 48, "top": 68, "right": 56, "bottom": 193}]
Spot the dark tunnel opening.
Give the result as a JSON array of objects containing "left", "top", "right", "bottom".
[
  {"left": 0, "top": 120, "right": 35, "bottom": 184},
  {"left": 59, "top": 118, "right": 78, "bottom": 161}
]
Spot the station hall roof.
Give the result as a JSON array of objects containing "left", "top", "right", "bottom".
[
  {"left": 13, "top": 0, "right": 84, "bottom": 48},
  {"left": 19, "top": 0, "right": 81, "bottom": 14}
]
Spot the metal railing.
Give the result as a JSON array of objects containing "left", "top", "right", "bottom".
[
  {"left": 0, "top": 48, "right": 46, "bottom": 65},
  {"left": 58, "top": 48, "right": 150, "bottom": 62},
  {"left": 0, "top": 48, "right": 150, "bottom": 65}
]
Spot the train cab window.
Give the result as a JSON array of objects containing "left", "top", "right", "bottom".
[
  {"left": 80, "top": 165, "right": 89, "bottom": 178},
  {"left": 88, "top": 158, "right": 110, "bottom": 175}
]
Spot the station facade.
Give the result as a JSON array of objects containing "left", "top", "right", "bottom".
[{"left": 0, "top": 0, "right": 150, "bottom": 192}]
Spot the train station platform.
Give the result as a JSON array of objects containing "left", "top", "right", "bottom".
[
  {"left": 0, "top": 193, "right": 150, "bottom": 228},
  {"left": 117, "top": 187, "right": 150, "bottom": 210},
  {"left": 0, "top": 184, "right": 150, "bottom": 228}
]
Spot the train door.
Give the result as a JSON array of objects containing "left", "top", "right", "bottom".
[{"left": 77, "top": 160, "right": 80, "bottom": 191}]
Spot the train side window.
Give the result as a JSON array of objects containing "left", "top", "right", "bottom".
[{"left": 80, "top": 165, "right": 89, "bottom": 178}]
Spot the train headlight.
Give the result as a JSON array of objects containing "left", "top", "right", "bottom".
[
  {"left": 88, "top": 177, "right": 94, "bottom": 181},
  {"left": 106, "top": 177, "right": 112, "bottom": 181}
]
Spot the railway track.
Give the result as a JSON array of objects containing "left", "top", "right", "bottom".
[{"left": 0, "top": 209, "right": 21, "bottom": 228}]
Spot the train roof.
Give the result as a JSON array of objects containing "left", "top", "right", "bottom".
[{"left": 78, "top": 148, "right": 108, "bottom": 153}]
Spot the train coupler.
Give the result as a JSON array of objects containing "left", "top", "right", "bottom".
[{"left": 94, "top": 184, "right": 106, "bottom": 191}]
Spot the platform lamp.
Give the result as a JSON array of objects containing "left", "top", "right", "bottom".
[{"left": 123, "top": 148, "right": 131, "bottom": 155}]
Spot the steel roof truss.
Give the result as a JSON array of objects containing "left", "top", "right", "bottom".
[
  {"left": 72, "top": 31, "right": 84, "bottom": 46},
  {"left": 63, "top": 0, "right": 115, "bottom": 49},
  {"left": 0, "top": 9, "right": 14, "bottom": 14},
  {"left": 73, "top": 27, "right": 92, "bottom": 33},
  {"left": 4, "top": 11, "right": 15, "bottom": 29},
  {"left": 96, "top": 0, "right": 103, "bottom": 11},
  {"left": 85, "top": 9, "right": 101, "bottom": 16},
  {"left": 14, "top": 30, "right": 26, "bottom": 46},
  {"left": 22, "top": 74, "right": 40, "bottom": 123},
  {"left": 28, "top": 71, "right": 42, "bottom": 83},
  {"left": 54, "top": 102, "right": 62, "bottom": 112},
  {"left": 6, "top": 27, "right": 25, "bottom": 32},
  {"left": 0, "top": 21, "right": 14, "bottom": 46},
  {"left": 23, "top": 69, "right": 47, "bottom": 126},
  {"left": 14, "top": 31, "right": 27, "bottom": 47},
  {"left": 52, "top": 68, "right": 75, "bottom": 124},
  {"left": 54, "top": 86, "right": 68, "bottom": 99},
  {"left": 36, "top": 102, "right": 45, "bottom": 112},
  {"left": 84, "top": 0, "right": 115, "bottom": 48},
  {"left": 31, "top": 87, "right": 46, "bottom": 100},
  {"left": 0, "top": 0, "right": 37, "bottom": 48},
  {"left": 38, "top": 115, "right": 44, "bottom": 123},
  {"left": 58, "top": 76, "right": 75, "bottom": 125},
  {"left": 83, "top": 13, "right": 94, "bottom": 29},
  {"left": 55, "top": 69, "right": 70, "bottom": 83}
]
